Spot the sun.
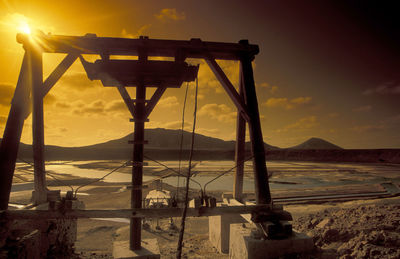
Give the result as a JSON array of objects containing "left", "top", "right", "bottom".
[{"left": 17, "top": 21, "right": 31, "bottom": 34}]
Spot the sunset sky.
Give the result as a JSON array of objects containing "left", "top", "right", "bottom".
[{"left": 0, "top": 1, "right": 399, "bottom": 149}]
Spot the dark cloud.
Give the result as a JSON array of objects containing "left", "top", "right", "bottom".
[{"left": 363, "top": 81, "right": 400, "bottom": 95}]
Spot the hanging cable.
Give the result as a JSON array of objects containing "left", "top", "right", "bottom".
[
  {"left": 17, "top": 158, "right": 75, "bottom": 193},
  {"left": 74, "top": 160, "right": 130, "bottom": 197},
  {"left": 177, "top": 82, "right": 190, "bottom": 199},
  {"left": 177, "top": 76, "right": 198, "bottom": 259}
]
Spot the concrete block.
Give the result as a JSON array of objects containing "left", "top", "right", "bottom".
[
  {"left": 229, "top": 223, "right": 314, "bottom": 259},
  {"left": 209, "top": 214, "right": 247, "bottom": 254},
  {"left": 113, "top": 239, "right": 160, "bottom": 259}
]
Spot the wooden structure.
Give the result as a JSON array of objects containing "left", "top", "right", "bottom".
[{"left": 0, "top": 32, "right": 277, "bottom": 251}]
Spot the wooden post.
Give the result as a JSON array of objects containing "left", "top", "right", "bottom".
[
  {"left": 30, "top": 46, "right": 47, "bottom": 205},
  {"left": 239, "top": 41, "right": 271, "bottom": 205},
  {"left": 130, "top": 82, "right": 146, "bottom": 250},
  {"left": 0, "top": 53, "right": 31, "bottom": 210},
  {"left": 233, "top": 70, "right": 246, "bottom": 202}
]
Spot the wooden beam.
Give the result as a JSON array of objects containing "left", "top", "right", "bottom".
[
  {"left": 145, "top": 87, "right": 166, "bottom": 117},
  {"left": 16, "top": 34, "right": 259, "bottom": 61},
  {"left": 234, "top": 70, "right": 246, "bottom": 202},
  {"left": 30, "top": 47, "right": 47, "bottom": 205},
  {"left": 42, "top": 54, "right": 78, "bottom": 97},
  {"left": 117, "top": 86, "right": 135, "bottom": 117},
  {"left": 240, "top": 49, "right": 271, "bottom": 205},
  {"left": 0, "top": 205, "right": 288, "bottom": 220},
  {"left": 0, "top": 53, "right": 31, "bottom": 210},
  {"left": 131, "top": 82, "right": 146, "bottom": 250},
  {"left": 205, "top": 57, "right": 250, "bottom": 122}
]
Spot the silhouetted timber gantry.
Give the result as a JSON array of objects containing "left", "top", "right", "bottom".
[{"left": 0, "top": 32, "right": 292, "bottom": 252}]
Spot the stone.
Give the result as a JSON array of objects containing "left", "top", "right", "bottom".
[
  {"left": 113, "top": 239, "right": 160, "bottom": 259},
  {"left": 229, "top": 223, "right": 314, "bottom": 259}
]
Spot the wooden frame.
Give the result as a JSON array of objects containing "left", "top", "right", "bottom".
[{"left": 0, "top": 33, "right": 272, "bottom": 251}]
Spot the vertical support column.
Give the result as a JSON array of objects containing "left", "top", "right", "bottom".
[
  {"left": 239, "top": 40, "right": 271, "bottom": 205},
  {"left": 233, "top": 70, "right": 246, "bottom": 202},
  {"left": 130, "top": 83, "right": 146, "bottom": 250},
  {"left": 0, "top": 53, "right": 31, "bottom": 210},
  {"left": 30, "top": 46, "right": 47, "bottom": 205}
]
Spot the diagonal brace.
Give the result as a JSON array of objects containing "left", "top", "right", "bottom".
[
  {"left": 205, "top": 56, "right": 250, "bottom": 122},
  {"left": 145, "top": 87, "right": 166, "bottom": 118},
  {"left": 117, "top": 86, "right": 135, "bottom": 117},
  {"left": 42, "top": 53, "right": 78, "bottom": 97}
]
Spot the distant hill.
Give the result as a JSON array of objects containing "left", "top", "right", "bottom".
[
  {"left": 86, "top": 128, "right": 279, "bottom": 151},
  {"left": 3, "top": 131, "right": 400, "bottom": 163},
  {"left": 289, "top": 137, "right": 343, "bottom": 150}
]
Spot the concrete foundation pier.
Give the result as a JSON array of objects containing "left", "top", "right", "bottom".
[
  {"left": 229, "top": 223, "right": 314, "bottom": 259},
  {"left": 209, "top": 214, "right": 247, "bottom": 253},
  {"left": 113, "top": 239, "right": 160, "bottom": 259}
]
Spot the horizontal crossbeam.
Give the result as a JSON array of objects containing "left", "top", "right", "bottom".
[
  {"left": 16, "top": 34, "right": 259, "bottom": 60},
  {"left": 0, "top": 205, "right": 292, "bottom": 220}
]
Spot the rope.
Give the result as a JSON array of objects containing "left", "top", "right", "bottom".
[
  {"left": 177, "top": 76, "right": 198, "bottom": 259},
  {"left": 177, "top": 82, "right": 190, "bottom": 198},
  {"left": 143, "top": 155, "right": 202, "bottom": 189},
  {"left": 203, "top": 155, "right": 254, "bottom": 196}
]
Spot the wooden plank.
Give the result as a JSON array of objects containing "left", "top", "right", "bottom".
[
  {"left": 0, "top": 53, "right": 31, "bottom": 210},
  {"left": 42, "top": 54, "right": 78, "bottom": 97},
  {"left": 16, "top": 34, "right": 259, "bottom": 60},
  {"left": 30, "top": 47, "right": 47, "bottom": 205},
  {"left": 205, "top": 57, "right": 250, "bottom": 122},
  {"left": 0, "top": 205, "right": 279, "bottom": 219},
  {"left": 145, "top": 87, "right": 166, "bottom": 117},
  {"left": 234, "top": 70, "right": 246, "bottom": 202}
]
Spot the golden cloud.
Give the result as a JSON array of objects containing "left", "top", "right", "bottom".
[
  {"left": 121, "top": 24, "right": 152, "bottom": 39},
  {"left": 263, "top": 96, "right": 312, "bottom": 110},
  {"left": 198, "top": 103, "right": 236, "bottom": 123},
  {"left": 352, "top": 105, "right": 372, "bottom": 112},
  {"left": 158, "top": 96, "right": 179, "bottom": 108},
  {"left": 155, "top": 8, "right": 186, "bottom": 22}
]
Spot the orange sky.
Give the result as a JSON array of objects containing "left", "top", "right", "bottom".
[{"left": 0, "top": 1, "right": 399, "bottom": 149}]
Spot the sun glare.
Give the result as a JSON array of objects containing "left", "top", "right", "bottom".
[{"left": 17, "top": 21, "right": 31, "bottom": 34}]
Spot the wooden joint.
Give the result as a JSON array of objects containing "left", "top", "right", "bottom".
[{"left": 131, "top": 99, "right": 149, "bottom": 104}]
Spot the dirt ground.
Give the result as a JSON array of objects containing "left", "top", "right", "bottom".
[{"left": 73, "top": 196, "right": 400, "bottom": 259}]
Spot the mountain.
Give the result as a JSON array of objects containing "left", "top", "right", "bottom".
[
  {"left": 289, "top": 137, "right": 343, "bottom": 150},
  {"left": 86, "top": 128, "right": 279, "bottom": 151}
]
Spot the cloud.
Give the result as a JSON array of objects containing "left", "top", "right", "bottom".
[
  {"left": 155, "top": 8, "right": 185, "bottom": 22},
  {"left": 328, "top": 112, "right": 339, "bottom": 118},
  {"left": 158, "top": 96, "right": 179, "bottom": 108},
  {"left": 105, "top": 100, "right": 126, "bottom": 112},
  {"left": 55, "top": 101, "right": 71, "bottom": 109},
  {"left": 198, "top": 103, "right": 236, "bottom": 123},
  {"left": 363, "top": 81, "right": 400, "bottom": 95},
  {"left": 163, "top": 120, "right": 192, "bottom": 130},
  {"left": 59, "top": 71, "right": 98, "bottom": 91},
  {"left": 0, "top": 83, "right": 15, "bottom": 106},
  {"left": 72, "top": 100, "right": 105, "bottom": 116},
  {"left": 276, "top": 116, "right": 319, "bottom": 133},
  {"left": 263, "top": 96, "right": 312, "bottom": 110},
  {"left": 350, "top": 125, "right": 386, "bottom": 133},
  {"left": 121, "top": 24, "right": 152, "bottom": 38},
  {"left": 257, "top": 82, "right": 278, "bottom": 94},
  {"left": 352, "top": 105, "right": 372, "bottom": 112}
]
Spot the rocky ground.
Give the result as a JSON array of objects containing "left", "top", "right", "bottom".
[{"left": 292, "top": 198, "right": 400, "bottom": 259}]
